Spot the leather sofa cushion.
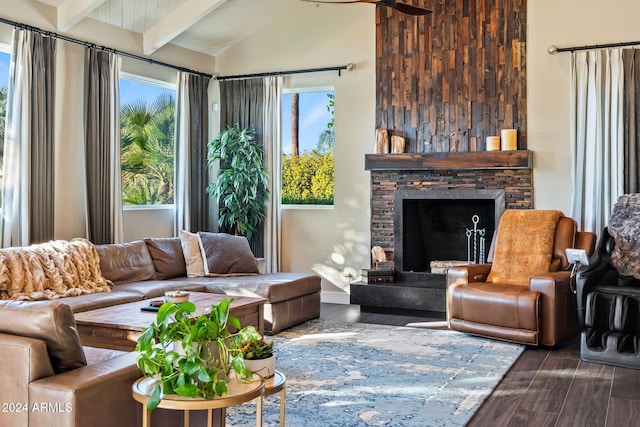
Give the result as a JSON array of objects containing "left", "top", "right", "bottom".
[
  {"left": 173, "top": 272, "right": 321, "bottom": 303},
  {"left": 95, "top": 240, "right": 157, "bottom": 284},
  {"left": 29, "top": 291, "right": 145, "bottom": 313},
  {"left": 448, "top": 282, "right": 540, "bottom": 331},
  {"left": 144, "top": 237, "right": 187, "bottom": 279},
  {"left": 114, "top": 280, "right": 206, "bottom": 299},
  {"left": 0, "top": 300, "right": 86, "bottom": 373},
  {"left": 198, "top": 232, "right": 259, "bottom": 276}
]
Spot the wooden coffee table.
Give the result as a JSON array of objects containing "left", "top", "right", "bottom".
[{"left": 74, "top": 292, "right": 267, "bottom": 351}]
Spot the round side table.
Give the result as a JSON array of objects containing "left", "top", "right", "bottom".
[
  {"left": 256, "top": 370, "right": 286, "bottom": 427},
  {"left": 132, "top": 375, "right": 264, "bottom": 427}
]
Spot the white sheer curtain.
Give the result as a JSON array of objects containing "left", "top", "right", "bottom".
[
  {"left": 263, "top": 76, "right": 283, "bottom": 273},
  {"left": 1, "top": 29, "right": 56, "bottom": 247},
  {"left": 570, "top": 49, "right": 625, "bottom": 233},
  {"left": 175, "top": 72, "right": 191, "bottom": 233}
]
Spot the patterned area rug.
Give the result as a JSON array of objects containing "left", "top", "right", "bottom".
[{"left": 227, "top": 320, "right": 524, "bottom": 427}]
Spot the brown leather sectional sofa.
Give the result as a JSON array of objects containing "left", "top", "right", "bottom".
[{"left": 0, "top": 236, "right": 321, "bottom": 427}]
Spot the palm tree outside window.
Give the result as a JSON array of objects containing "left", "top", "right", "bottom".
[{"left": 119, "top": 73, "right": 176, "bottom": 206}]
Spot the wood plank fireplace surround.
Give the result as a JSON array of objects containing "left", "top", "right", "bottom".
[{"left": 351, "top": 150, "right": 533, "bottom": 314}]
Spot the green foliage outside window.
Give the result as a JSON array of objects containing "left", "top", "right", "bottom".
[
  {"left": 281, "top": 151, "right": 334, "bottom": 205},
  {"left": 120, "top": 93, "right": 175, "bottom": 205},
  {"left": 282, "top": 92, "right": 334, "bottom": 205}
]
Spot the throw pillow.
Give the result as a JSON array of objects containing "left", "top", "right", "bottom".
[
  {"left": 144, "top": 237, "right": 187, "bottom": 279},
  {"left": 0, "top": 301, "right": 86, "bottom": 373},
  {"left": 197, "top": 232, "right": 259, "bottom": 276},
  {"left": 180, "top": 230, "right": 205, "bottom": 277},
  {"left": 94, "top": 240, "right": 157, "bottom": 285}
]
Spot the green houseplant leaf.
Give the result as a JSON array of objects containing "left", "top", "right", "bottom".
[
  {"left": 206, "top": 124, "right": 269, "bottom": 241},
  {"left": 135, "top": 298, "right": 251, "bottom": 411}
]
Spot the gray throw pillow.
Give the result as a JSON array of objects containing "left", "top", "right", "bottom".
[
  {"left": 144, "top": 237, "right": 187, "bottom": 279},
  {"left": 197, "top": 232, "right": 259, "bottom": 276}
]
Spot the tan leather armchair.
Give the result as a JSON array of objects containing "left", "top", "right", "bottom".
[{"left": 446, "top": 210, "right": 596, "bottom": 347}]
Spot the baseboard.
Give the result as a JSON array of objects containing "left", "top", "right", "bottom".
[{"left": 321, "top": 291, "right": 350, "bottom": 304}]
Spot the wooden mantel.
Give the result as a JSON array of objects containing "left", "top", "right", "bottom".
[{"left": 364, "top": 150, "right": 532, "bottom": 171}]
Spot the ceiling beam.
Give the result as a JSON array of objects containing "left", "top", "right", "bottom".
[
  {"left": 143, "top": 0, "right": 229, "bottom": 55},
  {"left": 57, "top": 0, "right": 106, "bottom": 32}
]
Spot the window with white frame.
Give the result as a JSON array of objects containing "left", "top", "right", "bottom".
[
  {"left": 119, "top": 73, "right": 176, "bottom": 206},
  {"left": 281, "top": 88, "right": 335, "bottom": 206}
]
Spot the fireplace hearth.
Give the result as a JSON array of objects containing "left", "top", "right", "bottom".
[{"left": 351, "top": 151, "right": 533, "bottom": 314}]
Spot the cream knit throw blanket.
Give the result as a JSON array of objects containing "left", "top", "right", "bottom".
[{"left": 0, "top": 238, "right": 112, "bottom": 301}]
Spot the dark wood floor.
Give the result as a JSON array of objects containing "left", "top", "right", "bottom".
[{"left": 320, "top": 303, "right": 640, "bottom": 427}]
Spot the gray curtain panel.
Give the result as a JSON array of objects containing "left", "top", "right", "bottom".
[
  {"left": 175, "top": 72, "right": 211, "bottom": 233},
  {"left": 219, "top": 78, "right": 265, "bottom": 256},
  {"left": 623, "top": 49, "right": 640, "bottom": 193},
  {"left": 219, "top": 78, "right": 265, "bottom": 142},
  {"left": 1, "top": 29, "right": 56, "bottom": 247},
  {"left": 84, "top": 48, "right": 123, "bottom": 245}
]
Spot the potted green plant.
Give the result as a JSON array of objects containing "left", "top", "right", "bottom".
[
  {"left": 206, "top": 124, "right": 269, "bottom": 241},
  {"left": 231, "top": 325, "right": 275, "bottom": 379},
  {"left": 135, "top": 299, "right": 249, "bottom": 410}
]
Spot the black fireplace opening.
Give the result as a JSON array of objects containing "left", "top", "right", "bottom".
[{"left": 394, "top": 190, "right": 505, "bottom": 274}]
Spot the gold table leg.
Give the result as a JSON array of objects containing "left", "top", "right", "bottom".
[{"left": 279, "top": 388, "right": 286, "bottom": 427}]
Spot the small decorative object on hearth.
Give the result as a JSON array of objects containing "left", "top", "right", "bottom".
[
  {"left": 465, "top": 214, "right": 486, "bottom": 264},
  {"left": 371, "top": 245, "right": 387, "bottom": 267},
  {"left": 375, "top": 128, "right": 390, "bottom": 153},
  {"left": 361, "top": 268, "right": 395, "bottom": 283},
  {"left": 486, "top": 136, "right": 501, "bottom": 151},
  {"left": 391, "top": 136, "right": 406, "bottom": 153},
  {"left": 500, "top": 129, "right": 517, "bottom": 151}
]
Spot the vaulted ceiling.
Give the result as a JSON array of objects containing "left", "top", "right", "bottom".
[{"left": 33, "top": 0, "right": 302, "bottom": 57}]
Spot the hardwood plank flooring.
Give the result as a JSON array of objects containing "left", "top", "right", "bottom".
[{"left": 320, "top": 303, "right": 640, "bottom": 426}]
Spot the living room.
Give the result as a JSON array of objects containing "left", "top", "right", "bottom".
[{"left": 0, "top": 0, "right": 639, "bottom": 426}]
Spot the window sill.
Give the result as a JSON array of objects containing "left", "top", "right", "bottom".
[
  {"left": 282, "top": 204, "right": 334, "bottom": 211},
  {"left": 123, "top": 204, "right": 174, "bottom": 211}
]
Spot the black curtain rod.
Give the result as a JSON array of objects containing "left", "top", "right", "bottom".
[
  {"left": 549, "top": 40, "right": 640, "bottom": 54},
  {"left": 216, "top": 64, "right": 354, "bottom": 81},
  {"left": 0, "top": 16, "right": 213, "bottom": 79}
]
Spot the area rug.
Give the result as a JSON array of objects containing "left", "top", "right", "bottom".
[{"left": 227, "top": 319, "right": 525, "bottom": 427}]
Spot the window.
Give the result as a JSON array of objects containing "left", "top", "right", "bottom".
[
  {"left": 119, "top": 73, "right": 176, "bottom": 206},
  {"left": 281, "top": 89, "right": 335, "bottom": 206},
  {"left": 0, "top": 46, "right": 11, "bottom": 194}
]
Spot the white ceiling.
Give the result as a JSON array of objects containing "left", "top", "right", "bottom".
[{"left": 34, "top": 0, "right": 304, "bottom": 57}]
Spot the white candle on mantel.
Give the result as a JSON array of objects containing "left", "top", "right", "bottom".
[
  {"left": 486, "top": 136, "right": 501, "bottom": 151},
  {"left": 501, "top": 129, "right": 517, "bottom": 151}
]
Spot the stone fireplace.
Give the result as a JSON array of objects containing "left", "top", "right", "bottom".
[{"left": 351, "top": 150, "right": 533, "bottom": 313}]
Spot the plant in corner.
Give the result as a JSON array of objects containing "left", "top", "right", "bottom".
[
  {"left": 206, "top": 124, "right": 269, "bottom": 241},
  {"left": 231, "top": 325, "right": 275, "bottom": 378},
  {"left": 135, "top": 299, "right": 249, "bottom": 410}
]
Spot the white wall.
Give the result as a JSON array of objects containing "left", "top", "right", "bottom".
[
  {"left": 528, "top": 0, "right": 640, "bottom": 213},
  {"left": 0, "top": 0, "right": 215, "bottom": 242},
  {"left": 215, "top": 2, "right": 375, "bottom": 302}
]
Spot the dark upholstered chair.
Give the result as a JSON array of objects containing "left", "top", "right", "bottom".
[
  {"left": 576, "top": 194, "right": 640, "bottom": 368},
  {"left": 447, "top": 209, "right": 596, "bottom": 347}
]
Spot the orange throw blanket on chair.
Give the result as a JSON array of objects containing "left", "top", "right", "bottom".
[{"left": 486, "top": 210, "right": 564, "bottom": 286}]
